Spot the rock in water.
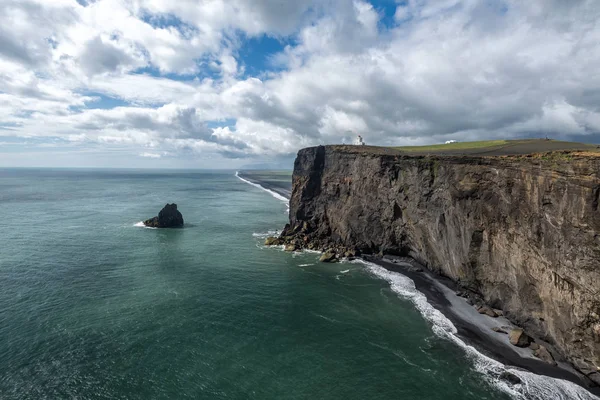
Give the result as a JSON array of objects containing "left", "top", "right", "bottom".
[
  {"left": 499, "top": 371, "right": 521, "bottom": 385},
  {"left": 319, "top": 251, "right": 338, "bottom": 263},
  {"left": 264, "top": 237, "right": 282, "bottom": 246},
  {"left": 284, "top": 244, "right": 297, "bottom": 252},
  {"left": 144, "top": 203, "right": 184, "bottom": 228}
]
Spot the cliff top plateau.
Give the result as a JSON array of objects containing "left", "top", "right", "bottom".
[{"left": 333, "top": 138, "right": 600, "bottom": 158}]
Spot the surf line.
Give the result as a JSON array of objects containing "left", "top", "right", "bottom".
[
  {"left": 357, "top": 259, "right": 599, "bottom": 400},
  {"left": 235, "top": 171, "right": 290, "bottom": 207}
]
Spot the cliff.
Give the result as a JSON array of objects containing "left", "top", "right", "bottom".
[{"left": 279, "top": 145, "right": 600, "bottom": 384}]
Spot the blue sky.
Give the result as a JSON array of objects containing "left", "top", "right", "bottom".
[{"left": 1, "top": 0, "right": 600, "bottom": 168}]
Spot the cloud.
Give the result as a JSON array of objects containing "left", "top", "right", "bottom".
[
  {"left": 2, "top": 0, "right": 600, "bottom": 167},
  {"left": 139, "top": 152, "right": 162, "bottom": 158},
  {"left": 78, "top": 36, "right": 141, "bottom": 75}
]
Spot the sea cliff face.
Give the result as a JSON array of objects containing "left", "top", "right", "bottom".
[{"left": 280, "top": 145, "right": 600, "bottom": 383}]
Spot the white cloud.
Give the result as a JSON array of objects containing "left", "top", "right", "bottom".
[
  {"left": 2, "top": 0, "right": 600, "bottom": 167},
  {"left": 139, "top": 152, "right": 162, "bottom": 158}
]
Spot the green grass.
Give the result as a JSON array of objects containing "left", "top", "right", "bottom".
[{"left": 392, "top": 140, "right": 509, "bottom": 152}]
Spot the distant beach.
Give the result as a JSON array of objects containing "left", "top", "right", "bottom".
[{"left": 236, "top": 170, "right": 293, "bottom": 200}]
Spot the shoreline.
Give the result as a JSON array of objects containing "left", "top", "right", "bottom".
[
  {"left": 236, "top": 171, "right": 292, "bottom": 200},
  {"left": 365, "top": 255, "right": 600, "bottom": 397},
  {"left": 238, "top": 171, "right": 600, "bottom": 398}
]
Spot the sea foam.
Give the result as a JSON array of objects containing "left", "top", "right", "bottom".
[
  {"left": 133, "top": 221, "right": 157, "bottom": 229},
  {"left": 252, "top": 230, "right": 281, "bottom": 239},
  {"left": 356, "top": 260, "right": 598, "bottom": 400}
]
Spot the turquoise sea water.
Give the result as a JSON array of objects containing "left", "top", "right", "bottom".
[{"left": 0, "top": 169, "right": 587, "bottom": 399}]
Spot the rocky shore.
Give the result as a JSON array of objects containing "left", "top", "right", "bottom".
[
  {"left": 264, "top": 233, "right": 600, "bottom": 393},
  {"left": 263, "top": 144, "right": 600, "bottom": 394}
]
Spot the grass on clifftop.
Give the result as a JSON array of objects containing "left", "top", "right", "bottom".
[
  {"left": 393, "top": 140, "right": 508, "bottom": 152},
  {"left": 390, "top": 139, "right": 600, "bottom": 156}
]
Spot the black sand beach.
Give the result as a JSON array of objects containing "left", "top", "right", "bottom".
[
  {"left": 237, "top": 170, "right": 293, "bottom": 199},
  {"left": 365, "top": 256, "right": 600, "bottom": 396}
]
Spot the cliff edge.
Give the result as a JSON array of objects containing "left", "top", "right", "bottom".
[{"left": 279, "top": 144, "right": 600, "bottom": 385}]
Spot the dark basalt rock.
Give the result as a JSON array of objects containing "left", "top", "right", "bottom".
[
  {"left": 499, "top": 371, "right": 522, "bottom": 385},
  {"left": 144, "top": 203, "right": 184, "bottom": 228}
]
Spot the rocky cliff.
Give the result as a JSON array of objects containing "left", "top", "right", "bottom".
[{"left": 279, "top": 145, "right": 600, "bottom": 384}]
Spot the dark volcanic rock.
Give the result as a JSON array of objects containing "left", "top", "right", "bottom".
[
  {"left": 499, "top": 371, "right": 522, "bottom": 385},
  {"left": 144, "top": 203, "right": 184, "bottom": 228},
  {"left": 276, "top": 145, "right": 600, "bottom": 380}
]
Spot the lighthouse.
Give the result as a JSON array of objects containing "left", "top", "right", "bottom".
[{"left": 355, "top": 135, "right": 365, "bottom": 146}]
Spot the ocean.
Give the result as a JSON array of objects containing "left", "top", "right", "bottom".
[{"left": 0, "top": 169, "right": 595, "bottom": 400}]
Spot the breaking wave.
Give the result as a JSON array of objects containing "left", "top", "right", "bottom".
[
  {"left": 134, "top": 221, "right": 157, "bottom": 229},
  {"left": 357, "top": 260, "right": 598, "bottom": 400}
]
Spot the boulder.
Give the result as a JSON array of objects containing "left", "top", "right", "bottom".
[
  {"left": 492, "top": 327, "right": 508, "bottom": 334},
  {"left": 529, "top": 342, "right": 540, "bottom": 351},
  {"left": 499, "top": 371, "right": 522, "bottom": 385},
  {"left": 264, "top": 237, "right": 282, "bottom": 246},
  {"left": 320, "top": 251, "right": 338, "bottom": 263},
  {"left": 476, "top": 305, "right": 499, "bottom": 318},
  {"left": 509, "top": 329, "right": 533, "bottom": 347},
  {"left": 533, "top": 346, "right": 557, "bottom": 366},
  {"left": 284, "top": 244, "right": 297, "bottom": 252},
  {"left": 344, "top": 249, "right": 357, "bottom": 258},
  {"left": 143, "top": 203, "right": 184, "bottom": 228}
]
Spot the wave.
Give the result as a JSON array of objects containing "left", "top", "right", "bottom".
[
  {"left": 235, "top": 171, "right": 290, "bottom": 209},
  {"left": 133, "top": 221, "right": 157, "bottom": 229},
  {"left": 356, "top": 260, "right": 598, "bottom": 400},
  {"left": 252, "top": 230, "right": 281, "bottom": 239}
]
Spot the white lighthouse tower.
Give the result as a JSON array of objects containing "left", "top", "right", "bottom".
[{"left": 354, "top": 135, "right": 365, "bottom": 146}]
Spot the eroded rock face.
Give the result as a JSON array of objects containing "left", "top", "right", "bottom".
[
  {"left": 144, "top": 203, "right": 184, "bottom": 228},
  {"left": 279, "top": 145, "right": 600, "bottom": 381},
  {"left": 534, "top": 345, "right": 557, "bottom": 365}
]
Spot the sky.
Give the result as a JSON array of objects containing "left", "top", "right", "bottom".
[{"left": 1, "top": 0, "right": 600, "bottom": 168}]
